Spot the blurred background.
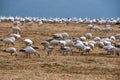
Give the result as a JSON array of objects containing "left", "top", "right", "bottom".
[{"left": 0, "top": 0, "right": 120, "bottom": 18}]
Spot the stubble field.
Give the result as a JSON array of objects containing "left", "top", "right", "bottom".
[{"left": 0, "top": 22, "right": 120, "bottom": 80}]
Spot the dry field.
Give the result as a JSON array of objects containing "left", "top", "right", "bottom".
[{"left": 0, "top": 22, "right": 120, "bottom": 80}]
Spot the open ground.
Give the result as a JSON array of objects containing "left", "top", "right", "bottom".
[{"left": 0, "top": 22, "right": 120, "bottom": 80}]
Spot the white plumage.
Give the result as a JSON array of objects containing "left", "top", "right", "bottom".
[
  {"left": 59, "top": 39, "right": 73, "bottom": 47},
  {"left": 4, "top": 47, "right": 18, "bottom": 56},
  {"left": 82, "top": 46, "right": 91, "bottom": 54},
  {"left": 45, "top": 46, "right": 54, "bottom": 55},
  {"left": 84, "top": 33, "right": 93, "bottom": 39},
  {"left": 19, "top": 46, "right": 40, "bottom": 57},
  {"left": 94, "top": 37, "right": 101, "bottom": 42},
  {"left": 74, "top": 40, "right": 85, "bottom": 51},
  {"left": 80, "top": 36, "right": 86, "bottom": 41},
  {"left": 60, "top": 46, "right": 72, "bottom": 55},
  {"left": 92, "top": 25, "right": 101, "bottom": 31},
  {"left": 24, "top": 39, "right": 33, "bottom": 46},
  {"left": 12, "top": 26, "right": 21, "bottom": 33},
  {"left": 87, "top": 24, "right": 93, "bottom": 30},
  {"left": 110, "top": 36, "right": 116, "bottom": 41},
  {"left": 10, "top": 33, "right": 21, "bottom": 39},
  {"left": 52, "top": 33, "right": 63, "bottom": 39},
  {"left": 1, "top": 37, "right": 16, "bottom": 46},
  {"left": 102, "top": 25, "right": 112, "bottom": 32},
  {"left": 48, "top": 39, "right": 60, "bottom": 46},
  {"left": 61, "top": 32, "right": 69, "bottom": 38},
  {"left": 41, "top": 41, "right": 50, "bottom": 49}
]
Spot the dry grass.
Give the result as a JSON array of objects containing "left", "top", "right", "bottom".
[{"left": 0, "top": 22, "right": 120, "bottom": 80}]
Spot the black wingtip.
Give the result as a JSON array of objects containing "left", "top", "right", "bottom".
[
  {"left": 2, "top": 50, "right": 6, "bottom": 52},
  {"left": 19, "top": 49, "right": 25, "bottom": 52},
  {"left": 32, "top": 46, "right": 39, "bottom": 49}
]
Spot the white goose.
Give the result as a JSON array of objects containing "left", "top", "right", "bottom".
[
  {"left": 3, "top": 47, "right": 18, "bottom": 56},
  {"left": 19, "top": 46, "right": 40, "bottom": 58},
  {"left": 1, "top": 37, "right": 16, "bottom": 46},
  {"left": 24, "top": 39, "right": 33, "bottom": 46},
  {"left": 10, "top": 33, "right": 21, "bottom": 39},
  {"left": 12, "top": 26, "right": 21, "bottom": 34}
]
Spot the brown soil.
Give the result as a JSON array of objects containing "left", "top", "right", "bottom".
[{"left": 0, "top": 22, "right": 120, "bottom": 80}]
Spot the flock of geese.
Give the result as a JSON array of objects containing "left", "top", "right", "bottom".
[
  {"left": 41, "top": 30, "right": 120, "bottom": 56},
  {"left": 0, "top": 16, "right": 120, "bottom": 25},
  {"left": 0, "top": 16, "right": 120, "bottom": 58}
]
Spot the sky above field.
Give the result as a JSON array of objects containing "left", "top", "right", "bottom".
[{"left": 0, "top": 0, "right": 120, "bottom": 18}]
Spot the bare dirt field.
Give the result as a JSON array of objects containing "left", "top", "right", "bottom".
[{"left": 0, "top": 22, "right": 120, "bottom": 80}]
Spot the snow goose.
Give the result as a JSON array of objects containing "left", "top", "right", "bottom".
[
  {"left": 19, "top": 46, "right": 40, "bottom": 58},
  {"left": 3, "top": 47, "right": 18, "bottom": 56}
]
